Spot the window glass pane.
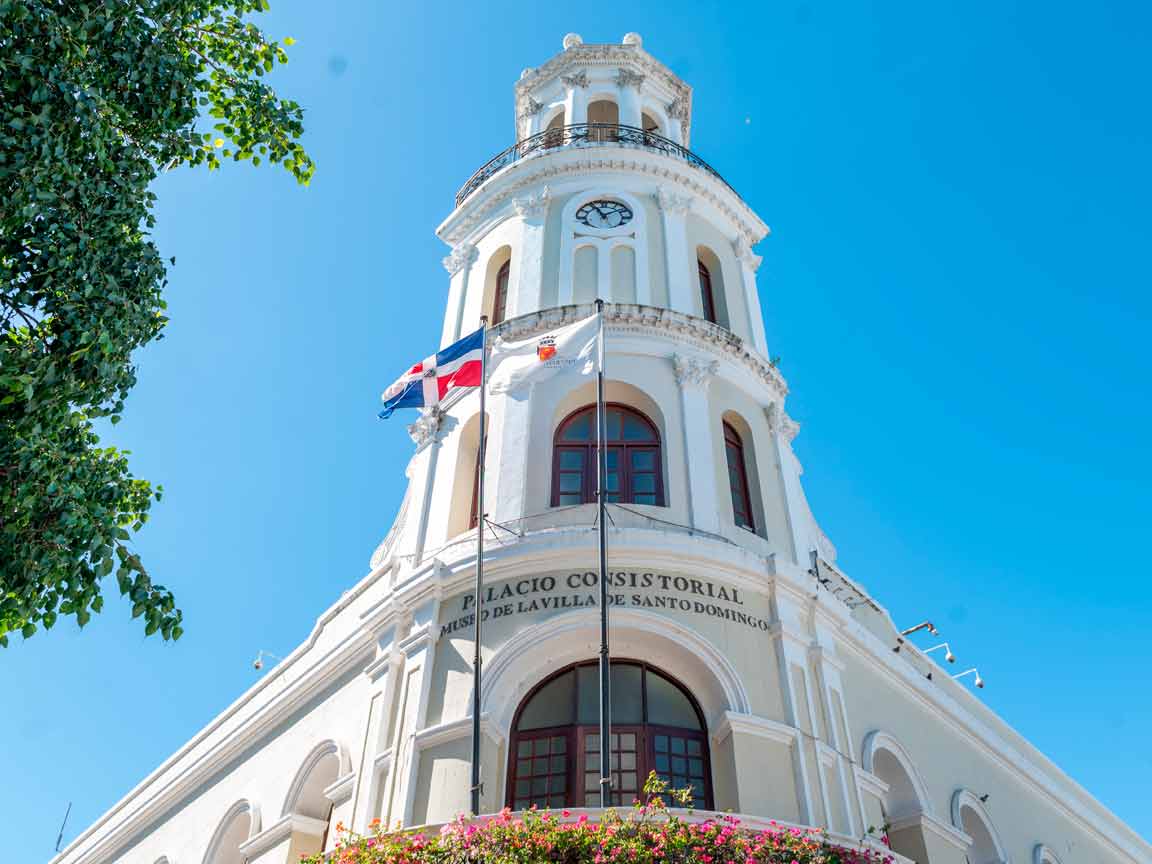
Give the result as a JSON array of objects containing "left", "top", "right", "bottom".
[
  {"left": 632, "top": 475, "right": 655, "bottom": 494},
  {"left": 518, "top": 671, "right": 575, "bottom": 730},
  {"left": 561, "top": 413, "right": 591, "bottom": 441},
  {"left": 606, "top": 450, "right": 619, "bottom": 469},
  {"left": 560, "top": 450, "right": 585, "bottom": 469},
  {"left": 577, "top": 665, "right": 599, "bottom": 724},
  {"left": 631, "top": 450, "right": 655, "bottom": 470},
  {"left": 646, "top": 671, "right": 701, "bottom": 729},
  {"left": 622, "top": 414, "right": 653, "bottom": 441},
  {"left": 633, "top": 494, "right": 656, "bottom": 505},
  {"left": 559, "top": 474, "right": 582, "bottom": 493},
  {"left": 558, "top": 493, "right": 582, "bottom": 505},
  {"left": 606, "top": 408, "right": 622, "bottom": 441},
  {"left": 605, "top": 472, "right": 620, "bottom": 493},
  {"left": 611, "top": 665, "right": 643, "bottom": 723}
]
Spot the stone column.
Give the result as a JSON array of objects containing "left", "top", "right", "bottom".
[
  {"left": 441, "top": 243, "right": 477, "bottom": 348},
  {"left": 808, "top": 633, "right": 860, "bottom": 838},
  {"left": 733, "top": 235, "right": 769, "bottom": 356},
  {"left": 656, "top": 189, "right": 694, "bottom": 315},
  {"left": 511, "top": 187, "right": 551, "bottom": 317},
  {"left": 672, "top": 354, "right": 719, "bottom": 535},
  {"left": 616, "top": 68, "right": 644, "bottom": 128},
  {"left": 562, "top": 72, "right": 588, "bottom": 126},
  {"left": 666, "top": 97, "right": 689, "bottom": 146}
]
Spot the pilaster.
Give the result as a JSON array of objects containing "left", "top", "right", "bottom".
[
  {"left": 671, "top": 353, "right": 719, "bottom": 535},
  {"left": 403, "top": 408, "right": 445, "bottom": 567},
  {"left": 616, "top": 68, "right": 644, "bottom": 128},
  {"left": 767, "top": 403, "right": 807, "bottom": 566},
  {"left": 732, "top": 235, "right": 769, "bottom": 356},
  {"left": 655, "top": 189, "right": 695, "bottom": 315},
  {"left": 351, "top": 625, "right": 401, "bottom": 832},
  {"left": 442, "top": 243, "right": 478, "bottom": 347},
  {"left": 564, "top": 74, "right": 588, "bottom": 126},
  {"left": 511, "top": 187, "right": 551, "bottom": 318}
]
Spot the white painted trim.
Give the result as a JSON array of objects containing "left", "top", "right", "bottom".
[
  {"left": 712, "top": 711, "right": 798, "bottom": 747},
  {"left": 238, "top": 814, "right": 326, "bottom": 859},
  {"left": 413, "top": 714, "right": 504, "bottom": 750},
  {"left": 855, "top": 769, "right": 889, "bottom": 798},
  {"left": 1033, "top": 843, "right": 1065, "bottom": 864},
  {"left": 887, "top": 812, "right": 972, "bottom": 852},
  {"left": 951, "top": 787, "right": 1009, "bottom": 864},
  {"left": 281, "top": 739, "right": 352, "bottom": 817},
  {"left": 324, "top": 772, "right": 356, "bottom": 805},
  {"left": 200, "top": 799, "right": 260, "bottom": 864},
  {"left": 860, "top": 729, "right": 933, "bottom": 817}
]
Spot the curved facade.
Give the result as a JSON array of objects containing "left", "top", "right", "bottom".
[{"left": 53, "top": 33, "right": 1150, "bottom": 864}]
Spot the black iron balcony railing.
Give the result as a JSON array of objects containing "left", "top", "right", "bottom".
[{"left": 455, "top": 123, "right": 737, "bottom": 207}]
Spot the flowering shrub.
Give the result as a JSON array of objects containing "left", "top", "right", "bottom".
[{"left": 308, "top": 774, "right": 894, "bottom": 864}]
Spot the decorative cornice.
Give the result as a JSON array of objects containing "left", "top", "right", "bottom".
[
  {"left": 671, "top": 353, "right": 718, "bottom": 389},
  {"left": 407, "top": 406, "right": 443, "bottom": 448},
  {"left": 438, "top": 151, "right": 768, "bottom": 248},
  {"left": 560, "top": 71, "right": 588, "bottom": 89},
  {"left": 616, "top": 68, "right": 645, "bottom": 88},
  {"left": 655, "top": 186, "right": 693, "bottom": 215},
  {"left": 496, "top": 303, "right": 786, "bottom": 398},
  {"left": 512, "top": 185, "right": 551, "bottom": 221},
  {"left": 441, "top": 242, "right": 478, "bottom": 276}
]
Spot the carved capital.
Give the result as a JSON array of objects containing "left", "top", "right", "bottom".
[
  {"left": 654, "top": 187, "right": 692, "bottom": 216},
  {"left": 441, "top": 243, "right": 478, "bottom": 276},
  {"left": 732, "top": 235, "right": 763, "bottom": 272},
  {"left": 671, "top": 353, "right": 718, "bottom": 389},
  {"left": 561, "top": 71, "right": 588, "bottom": 89},
  {"left": 781, "top": 414, "right": 800, "bottom": 443},
  {"left": 666, "top": 97, "right": 690, "bottom": 122},
  {"left": 517, "top": 97, "right": 545, "bottom": 123},
  {"left": 513, "top": 185, "right": 551, "bottom": 221},
  {"left": 616, "top": 68, "right": 645, "bottom": 89},
  {"left": 407, "top": 406, "right": 443, "bottom": 447}
]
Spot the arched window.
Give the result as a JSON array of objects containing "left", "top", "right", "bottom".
[
  {"left": 698, "top": 260, "right": 717, "bottom": 323},
  {"left": 723, "top": 422, "right": 754, "bottom": 531},
  {"left": 552, "top": 405, "right": 663, "bottom": 506},
  {"left": 492, "top": 260, "right": 510, "bottom": 325},
  {"left": 508, "top": 661, "right": 711, "bottom": 810}
]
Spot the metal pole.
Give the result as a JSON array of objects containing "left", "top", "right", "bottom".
[
  {"left": 595, "top": 298, "right": 612, "bottom": 807},
  {"left": 470, "top": 317, "right": 488, "bottom": 816}
]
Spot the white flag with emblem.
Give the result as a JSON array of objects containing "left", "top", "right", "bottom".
[{"left": 487, "top": 314, "right": 599, "bottom": 394}]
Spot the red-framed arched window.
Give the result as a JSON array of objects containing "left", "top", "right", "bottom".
[
  {"left": 552, "top": 404, "right": 664, "bottom": 507},
  {"left": 507, "top": 660, "right": 711, "bottom": 810},
  {"left": 698, "top": 260, "right": 717, "bottom": 324},
  {"left": 492, "top": 260, "right": 510, "bottom": 325},
  {"left": 723, "top": 422, "right": 754, "bottom": 531}
]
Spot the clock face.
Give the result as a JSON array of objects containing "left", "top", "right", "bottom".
[{"left": 576, "top": 199, "right": 633, "bottom": 230}]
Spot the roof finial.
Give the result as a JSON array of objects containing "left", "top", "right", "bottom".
[
  {"left": 562, "top": 33, "right": 583, "bottom": 50},
  {"left": 622, "top": 32, "right": 643, "bottom": 47}
]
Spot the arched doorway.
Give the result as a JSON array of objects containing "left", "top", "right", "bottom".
[{"left": 507, "top": 660, "right": 711, "bottom": 810}]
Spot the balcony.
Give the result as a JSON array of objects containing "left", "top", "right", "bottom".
[{"left": 455, "top": 123, "right": 738, "bottom": 207}]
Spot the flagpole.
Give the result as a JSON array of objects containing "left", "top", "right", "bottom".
[
  {"left": 595, "top": 298, "right": 611, "bottom": 807},
  {"left": 470, "top": 315, "right": 488, "bottom": 816}
]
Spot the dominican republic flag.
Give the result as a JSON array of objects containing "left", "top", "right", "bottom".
[{"left": 379, "top": 327, "right": 484, "bottom": 418}]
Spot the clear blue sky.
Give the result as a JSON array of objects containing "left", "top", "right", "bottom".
[{"left": 6, "top": 2, "right": 1152, "bottom": 860}]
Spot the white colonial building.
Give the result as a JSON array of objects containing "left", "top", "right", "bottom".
[{"left": 54, "top": 33, "right": 1150, "bottom": 864}]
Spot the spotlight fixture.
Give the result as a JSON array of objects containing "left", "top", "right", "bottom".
[
  {"left": 979, "top": 793, "right": 990, "bottom": 803},
  {"left": 953, "top": 668, "right": 984, "bottom": 689},
  {"left": 925, "top": 643, "right": 956, "bottom": 663},
  {"left": 892, "top": 637, "right": 904, "bottom": 653},
  {"left": 252, "top": 649, "right": 282, "bottom": 671},
  {"left": 900, "top": 621, "right": 939, "bottom": 637}
]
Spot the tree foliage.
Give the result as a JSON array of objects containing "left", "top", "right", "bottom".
[{"left": 0, "top": 0, "right": 314, "bottom": 646}]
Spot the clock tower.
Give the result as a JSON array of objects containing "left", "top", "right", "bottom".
[{"left": 50, "top": 33, "right": 1152, "bottom": 864}]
